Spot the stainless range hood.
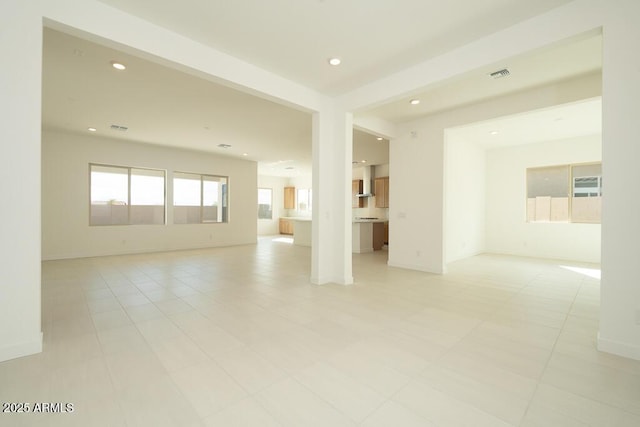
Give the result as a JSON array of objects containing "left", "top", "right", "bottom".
[{"left": 357, "top": 165, "right": 374, "bottom": 197}]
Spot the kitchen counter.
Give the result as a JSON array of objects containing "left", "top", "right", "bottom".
[
  {"left": 352, "top": 221, "right": 373, "bottom": 253},
  {"left": 284, "top": 217, "right": 387, "bottom": 252},
  {"left": 291, "top": 217, "right": 312, "bottom": 247},
  {"left": 354, "top": 218, "right": 388, "bottom": 252}
]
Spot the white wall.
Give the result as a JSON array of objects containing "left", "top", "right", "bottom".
[
  {"left": 598, "top": 0, "right": 640, "bottom": 360},
  {"left": 445, "top": 139, "right": 486, "bottom": 263},
  {"left": 390, "top": 72, "right": 602, "bottom": 274},
  {"left": 486, "top": 134, "right": 602, "bottom": 263},
  {"left": 257, "top": 175, "right": 287, "bottom": 235},
  {"left": 0, "top": 2, "right": 43, "bottom": 362},
  {"left": 42, "top": 130, "right": 257, "bottom": 259}
]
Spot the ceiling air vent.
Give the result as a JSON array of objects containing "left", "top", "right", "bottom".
[
  {"left": 110, "top": 124, "right": 128, "bottom": 131},
  {"left": 489, "top": 68, "right": 510, "bottom": 79}
]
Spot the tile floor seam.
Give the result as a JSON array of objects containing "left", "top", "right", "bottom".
[
  {"left": 26, "top": 241, "right": 640, "bottom": 426},
  {"left": 516, "top": 272, "right": 584, "bottom": 427},
  {"left": 93, "top": 317, "right": 142, "bottom": 427},
  {"left": 285, "top": 373, "right": 379, "bottom": 425}
]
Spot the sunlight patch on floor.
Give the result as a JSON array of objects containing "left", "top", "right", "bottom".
[
  {"left": 272, "top": 236, "right": 293, "bottom": 244},
  {"left": 560, "top": 265, "right": 601, "bottom": 280}
]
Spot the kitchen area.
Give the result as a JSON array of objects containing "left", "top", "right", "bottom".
[{"left": 277, "top": 130, "right": 389, "bottom": 253}]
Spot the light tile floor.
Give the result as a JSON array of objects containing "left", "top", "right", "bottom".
[{"left": 2, "top": 237, "right": 640, "bottom": 426}]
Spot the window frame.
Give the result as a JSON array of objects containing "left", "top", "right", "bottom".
[
  {"left": 257, "top": 187, "right": 273, "bottom": 220},
  {"left": 173, "top": 171, "right": 229, "bottom": 224},
  {"left": 526, "top": 161, "right": 601, "bottom": 224},
  {"left": 89, "top": 163, "right": 167, "bottom": 226},
  {"left": 296, "top": 188, "right": 312, "bottom": 212}
]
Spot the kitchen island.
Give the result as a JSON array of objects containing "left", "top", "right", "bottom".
[
  {"left": 353, "top": 218, "right": 387, "bottom": 253},
  {"left": 290, "top": 217, "right": 387, "bottom": 253},
  {"left": 290, "top": 217, "right": 312, "bottom": 247}
]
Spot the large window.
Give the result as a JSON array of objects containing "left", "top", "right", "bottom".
[
  {"left": 90, "top": 164, "right": 165, "bottom": 226},
  {"left": 258, "top": 188, "right": 273, "bottom": 219},
  {"left": 526, "top": 162, "right": 601, "bottom": 224},
  {"left": 173, "top": 172, "right": 228, "bottom": 224},
  {"left": 571, "top": 163, "right": 602, "bottom": 223},
  {"left": 297, "top": 188, "right": 312, "bottom": 212}
]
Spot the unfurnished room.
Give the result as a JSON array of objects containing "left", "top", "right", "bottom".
[{"left": 2, "top": 1, "right": 640, "bottom": 426}]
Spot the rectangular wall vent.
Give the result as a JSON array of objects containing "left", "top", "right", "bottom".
[
  {"left": 489, "top": 68, "right": 510, "bottom": 79},
  {"left": 110, "top": 124, "right": 128, "bottom": 131}
]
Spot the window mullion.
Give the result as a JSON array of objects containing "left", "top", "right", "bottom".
[{"left": 128, "top": 167, "right": 132, "bottom": 224}]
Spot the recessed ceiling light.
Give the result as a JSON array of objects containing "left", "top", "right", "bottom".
[
  {"left": 111, "top": 61, "right": 126, "bottom": 70},
  {"left": 376, "top": 137, "right": 383, "bottom": 141},
  {"left": 242, "top": 153, "right": 248, "bottom": 156},
  {"left": 217, "top": 143, "right": 232, "bottom": 148},
  {"left": 410, "top": 99, "right": 420, "bottom": 105},
  {"left": 87, "top": 127, "right": 97, "bottom": 132},
  {"left": 361, "top": 160, "right": 367, "bottom": 163},
  {"left": 328, "top": 57, "right": 341, "bottom": 66},
  {"left": 490, "top": 130, "right": 499, "bottom": 135}
]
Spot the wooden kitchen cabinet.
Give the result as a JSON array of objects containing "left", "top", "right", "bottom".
[
  {"left": 384, "top": 221, "right": 389, "bottom": 245},
  {"left": 352, "top": 180, "right": 364, "bottom": 208},
  {"left": 279, "top": 218, "right": 294, "bottom": 235},
  {"left": 374, "top": 177, "right": 389, "bottom": 208},
  {"left": 373, "top": 222, "right": 385, "bottom": 250},
  {"left": 284, "top": 186, "right": 295, "bottom": 209}
]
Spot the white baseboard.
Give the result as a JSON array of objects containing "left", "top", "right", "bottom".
[
  {"left": 352, "top": 248, "right": 373, "bottom": 254},
  {"left": 597, "top": 332, "right": 640, "bottom": 361},
  {"left": 311, "top": 274, "right": 354, "bottom": 285},
  {"left": 387, "top": 260, "right": 444, "bottom": 275},
  {"left": 0, "top": 332, "right": 43, "bottom": 363}
]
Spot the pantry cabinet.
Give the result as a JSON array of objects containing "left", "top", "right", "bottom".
[
  {"left": 284, "top": 186, "right": 295, "bottom": 209},
  {"left": 374, "top": 177, "right": 389, "bottom": 208}
]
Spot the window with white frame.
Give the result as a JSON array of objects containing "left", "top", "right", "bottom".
[
  {"left": 570, "top": 163, "right": 602, "bottom": 223},
  {"left": 90, "top": 164, "right": 166, "bottom": 226},
  {"left": 526, "top": 162, "right": 601, "bottom": 224},
  {"left": 258, "top": 188, "right": 273, "bottom": 219},
  {"left": 173, "top": 172, "right": 228, "bottom": 224},
  {"left": 297, "top": 188, "right": 312, "bottom": 212}
]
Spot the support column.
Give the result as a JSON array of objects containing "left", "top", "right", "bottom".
[
  {"left": 0, "top": 2, "right": 43, "bottom": 361},
  {"left": 311, "top": 107, "right": 353, "bottom": 285},
  {"left": 598, "top": 0, "right": 640, "bottom": 360}
]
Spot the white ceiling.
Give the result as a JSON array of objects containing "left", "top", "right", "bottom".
[
  {"left": 95, "top": 0, "right": 574, "bottom": 94},
  {"left": 362, "top": 35, "right": 602, "bottom": 122},
  {"left": 42, "top": 28, "right": 315, "bottom": 177},
  {"left": 42, "top": 1, "right": 602, "bottom": 177},
  {"left": 447, "top": 97, "right": 602, "bottom": 149}
]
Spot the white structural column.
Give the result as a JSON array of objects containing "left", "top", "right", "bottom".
[
  {"left": 598, "top": 0, "right": 640, "bottom": 360},
  {"left": 311, "top": 107, "right": 354, "bottom": 285},
  {"left": 0, "top": 3, "right": 43, "bottom": 362}
]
